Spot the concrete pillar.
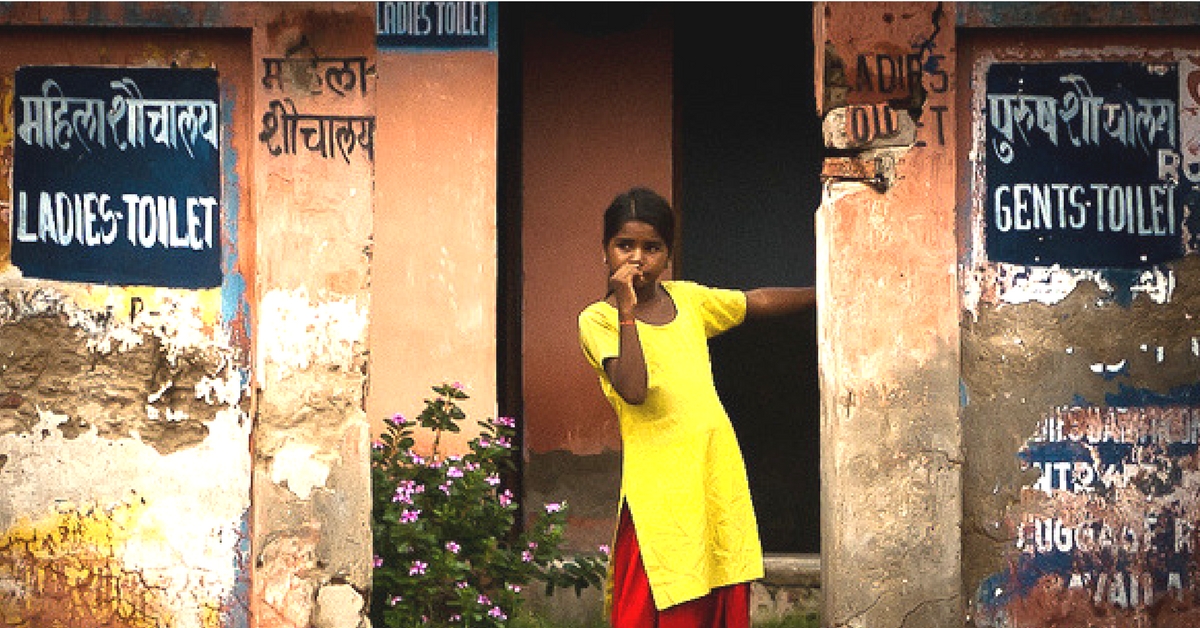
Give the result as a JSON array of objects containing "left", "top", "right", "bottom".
[
  {"left": 248, "top": 5, "right": 376, "bottom": 628},
  {"left": 815, "top": 3, "right": 963, "bottom": 627}
]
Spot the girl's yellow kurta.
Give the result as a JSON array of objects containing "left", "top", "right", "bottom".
[{"left": 578, "top": 280, "right": 764, "bottom": 610}]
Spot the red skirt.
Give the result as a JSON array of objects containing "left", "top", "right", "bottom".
[{"left": 610, "top": 504, "right": 751, "bottom": 628}]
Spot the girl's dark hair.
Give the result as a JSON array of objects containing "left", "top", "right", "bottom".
[{"left": 602, "top": 187, "right": 675, "bottom": 251}]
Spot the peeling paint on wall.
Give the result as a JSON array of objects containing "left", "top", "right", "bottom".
[
  {"left": 269, "top": 442, "right": 332, "bottom": 500},
  {"left": 964, "top": 262, "right": 1176, "bottom": 316},
  {"left": 817, "top": 6, "right": 964, "bottom": 626},
  {"left": 974, "top": 394, "right": 1200, "bottom": 626},
  {"left": 962, "top": 37, "right": 1200, "bottom": 628},
  {"left": 0, "top": 285, "right": 242, "bottom": 449},
  {"left": 0, "top": 407, "right": 251, "bottom": 628},
  {"left": 0, "top": 7, "right": 377, "bottom": 628},
  {"left": 0, "top": 284, "right": 251, "bottom": 627},
  {"left": 257, "top": 287, "right": 368, "bottom": 375}
]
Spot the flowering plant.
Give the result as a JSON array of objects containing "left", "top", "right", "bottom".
[{"left": 370, "top": 383, "right": 608, "bottom": 627}]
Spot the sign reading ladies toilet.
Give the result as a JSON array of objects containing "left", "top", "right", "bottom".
[
  {"left": 376, "top": 2, "right": 495, "bottom": 49},
  {"left": 11, "top": 66, "right": 221, "bottom": 288},
  {"left": 985, "top": 62, "right": 1184, "bottom": 268}
]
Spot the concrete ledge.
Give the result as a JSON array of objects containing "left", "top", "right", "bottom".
[
  {"left": 753, "top": 553, "right": 821, "bottom": 620},
  {"left": 763, "top": 553, "right": 821, "bottom": 586}
]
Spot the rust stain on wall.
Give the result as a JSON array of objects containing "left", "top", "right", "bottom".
[
  {"left": 963, "top": 257, "right": 1200, "bottom": 625},
  {"left": 0, "top": 499, "right": 221, "bottom": 628},
  {"left": 1, "top": 74, "right": 13, "bottom": 267}
]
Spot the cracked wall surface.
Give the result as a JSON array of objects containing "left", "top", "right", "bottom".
[
  {"left": 820, "top": 6, "right": 1200, "bottom": 628},
  {"left": 0, "top": 286, "right": 252, "bottom": 628},
  {"left": 960, "top": 32, "right": 1200, "bottom": 627},
  {"left": 817, "top": 3, "right": 963, "bottom": 627},
  {"left": 0, "top": 4, "right": 377, "bottom": 628}
]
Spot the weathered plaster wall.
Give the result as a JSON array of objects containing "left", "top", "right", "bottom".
[
  {"left": 958, "top": 26, "right": 1200, "bottom": 627},
  {"left": 0, "top": 16, "right": 258, "bottom": 627},
  {"left": 815, "top": 3, "right": 963, "bottom": 627},
  {"left": 0, "top": 289, "right": 252, "bottom": 628},
  {"left": 0, "top": 4, "right": 377, "bottom": 628},
  {"left": 247, "top": 6, "right": 375, "bottom": 628},
  {"left": 367, "top": 48, "right": 498, "bottom": 455}
]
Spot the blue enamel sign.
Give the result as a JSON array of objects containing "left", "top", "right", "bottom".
[
  {"left": 985, "top": 62, "right": 1184, "bottom": 268},
  {"left": 11, "top": 66, "right": 222, "bottom": 288}
]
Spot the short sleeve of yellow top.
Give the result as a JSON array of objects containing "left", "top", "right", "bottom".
[{"left": 577, "top": 280, "right": 764, "bottom": 611}]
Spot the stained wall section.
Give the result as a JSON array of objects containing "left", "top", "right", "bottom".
[
  {"left": 815, "top": 3, "right": 963, "bottom": 627},
  {"left": 0, "top": 4, "right": 377, "bottom": 628},
  {"left": 958, "top": 26, "right": 1200, "bottom": 628},
  {"left": 818, "top": 3, "right": 1200, "bottom": 628}
]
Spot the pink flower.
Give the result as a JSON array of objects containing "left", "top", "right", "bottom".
[
  {"left": 489, "top": 606, "right": 507, "bottom": 620},
  {"left": 507, "top": 584, "right": 522, "bottom": 593},
  {"left": 494, "top": 417, "right": 516, "bottom": 428},
  {"left": 477, "top": 594, "right": 491, "bottom": 606},
  {"left": 394, "top": 480, "right": 424, "bottom": 503},
  {"left": 438, "top": 482, "right": 452, "bottom": 495},
  {"left": 449, "top": 615, "right": 462, "bottom": 622},
  {"left": 456, "top": 581, "right": 470, "bottom": 590},
  {"left": 373, "top": 555, "right": 383, "bottom": 568},
  {"left": 544, "top": 502, "right": 562, "bottom": 514},
  {"left": 599, "top": 544, "right": 611, "bottom": 556},
  {"left": 400, "top": 509, "right": 421, "bottom": 523},
  {"left": 447, "top": 467, "right": 464, "bottom": 478},
  {"left": 445, "top": 541, "right": 461, "bottom": 554},
  {"left": 388, "top": 595, "right": 402, "bottom": 606},
  {"left": 522, "top": 550, "right": 534, "bottom": 562},
  {"left": 495, "top": 436, "right": 512, "bottom": 449},
  {"left": 486, "top": 474, "right": 501, "bottom": 486},
  {"left": 389, "top": 413, "right": 407, "bottom": 426},
  {"left": 499, "top": 490, "right": 513, "bottom": 507},
  {"left": 371, "top": 440, "right": 384, "bottom": 450},
  {"left": 409, "top": 560, "right": 427, "bottom": 576}
]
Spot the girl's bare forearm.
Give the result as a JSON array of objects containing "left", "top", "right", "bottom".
[
  {"left": 604, "top": 321, "right": 648, "bottom": 404},
  {"left": 745, "top": 287, "right": 816, "bottom": 319}
]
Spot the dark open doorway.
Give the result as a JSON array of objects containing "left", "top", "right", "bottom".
[{"left": 674, "top": 4, "right": 822, "bottom": 554}]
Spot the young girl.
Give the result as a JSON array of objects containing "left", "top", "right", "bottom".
[{"left": 578, "top": 187, "right": 815, "bottom": 628}]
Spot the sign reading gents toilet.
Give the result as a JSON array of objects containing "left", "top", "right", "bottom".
[
  {"left": 11, "top": 66, "right": 221, "bottom": 288},
  {"left": 985, "top": 62, "right": 1183, "bottom": 268}
]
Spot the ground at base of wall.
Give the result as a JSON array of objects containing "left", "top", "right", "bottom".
[
  {"left": 510, "top": 609, "right": 819, "bottom": 628},
  {"left": 519, "top": 553, "right": 821, "bottom": 628}
]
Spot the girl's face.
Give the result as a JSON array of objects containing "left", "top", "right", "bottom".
[{"left": 604, "top": 219, "right": 669, "bottom": 292}]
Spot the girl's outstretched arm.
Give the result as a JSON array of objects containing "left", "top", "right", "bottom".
[{"left": 745, "top": 287, "right": 816, "bottom": 320}]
